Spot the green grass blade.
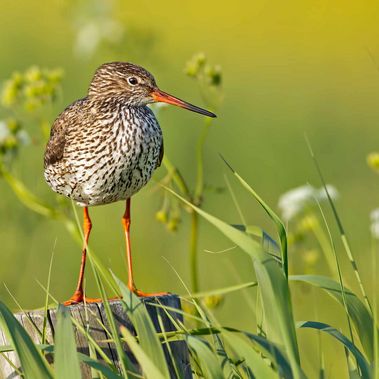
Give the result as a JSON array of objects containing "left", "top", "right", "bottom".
[
  {"left": 77, "top": 352, "right": 122, "bottom": 379},
  {"left": 222, "top": 330, "right": 277, "bottom": 378},
  {"left": 0, "top": 345, "right": 15, "bottom": 353},
  {"left": 120, "top": 326, "right": 167, "bottom": 379},
  {"left": 135, "top": 325, "right": 293, "bottom": 379},
  {"left": 232, "top": 224, "right": 281, "bottom": 254},
  {"left": 313, "top": 198, "right": 357, "bottom": 367},
  {"left": 305, "top": 137, "right": 372, "bottom": 312},
  {"left": 156, "top": 313, "right": 181, "bottom": 379},
  {"left": 291, "top": 275, "right": 377, "bottom": 361},
  {"left": 43, "top": 245, "right": 56, "bottom": 345},
  {"left": 253, "top": 256, "right": 303, "bottom": 376},
  {"left": 164, "top": 186, "right": 303, "bottom": 378},
  {"left": 162, "top": 156, "right": 190, "bottom": 197},
  {"left": 181, "top": 281, "right": 258, "bottom": 299},
  {"left": 91, "top": 266, "right": 133, "bottom": 378},
  {"left": 224, "top": 173, "right": 247, "bottom": 225},
  {"left": 2, "top": 169, "right": 58, "bottom": 218},
  {"left": 233, "top": 329, "right": 293, "bottom": 378},
  {"left": 0, "top": 302, "right": 53, "bottom": 379},
  {"left": 188, "top": 336, "right": 223, "bottom": 378},
  {"left": 112, "top": 274, "right": 171, "bottom": 379},
  {"left": 54, "top": 305, "right": 81, "bottom": 379},
  {"left": 297, "top": 321, "right": 371, "bottom": 378},
  {"left": 220, "top": 155, "right": 289, "bottom": 277}
]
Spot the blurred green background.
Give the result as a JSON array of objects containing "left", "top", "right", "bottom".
[{"left": 1, "top": 1, "right": 379, "bottom": 376}]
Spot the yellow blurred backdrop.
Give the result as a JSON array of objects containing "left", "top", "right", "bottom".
[{"left": 1, "top": 1, "right": 379, "bottom": 376}]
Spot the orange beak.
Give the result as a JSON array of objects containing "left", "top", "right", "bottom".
[{"left": 151, "top": 89, "right": 216, "bottom": 118}]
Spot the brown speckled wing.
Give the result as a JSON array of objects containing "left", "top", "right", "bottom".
[
  {"left": 44, "top": 116, "right": 66, "bottom": 168},
  {"left": 44, "top": 98, "right": 87, "bottom": 168}
]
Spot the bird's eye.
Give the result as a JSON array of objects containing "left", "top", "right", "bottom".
[{"left": 127, "top": 77, "right": 139, "bottom": 86}]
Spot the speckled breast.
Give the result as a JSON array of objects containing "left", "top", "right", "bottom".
[{"left": 45, "top": 104, "right": 163, "bottom": 206}]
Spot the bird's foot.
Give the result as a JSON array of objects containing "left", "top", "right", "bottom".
[
  {"left": 129, "top": 286, "right": 169, "bottom": 298},
  {"left": 63, "top": 291, "right": 102, "bottom": 306}
]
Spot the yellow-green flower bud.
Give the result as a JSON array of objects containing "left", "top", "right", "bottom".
[
  {"left": 302, "top": 249, "right": 319, "bottom": 266},
  {"left": 155, "top": 210, "right": 168, "bottom": 224},
  {"left": 11, "top": 72, "right": 23, "bottom": 86},
  {"left": 204, "top": 295, "right": 224, "bottom": 309},
  {"left": 167, "top": 219, "right": 178, "bottom": 232},
  {"left": 25, "top": 66, "right": 42, "bottom": 82},
  {"left": 184, "top": 62, "right": 198, "bottom": 77},
  {"left": 24, "top": 98, "right": 41, "bottom": 112},
  {"left": 46, "top": 68, "right": 64, "bottom": 82},
  {"left": 6, "top": 118, "right": 19, "bottom": 133},
  {"left": 205, "top": 65, "right": 222, "bottom": 86},
  {"left": 367, "top": 152, "right": 379, "bottom": 172},
  {"left": 182, "top": 302, "right": 197, "bottom": 316},
  {"left": 297, "top": 215, "right": 318, "bottom": 233},
  {"left": 4, "top": 135, "right": 18, "bottom": 149},
  {"left": 1, "top": 81, "right": 18, "bottom": 107}
]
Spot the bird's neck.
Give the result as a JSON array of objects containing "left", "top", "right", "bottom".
[{"left": 88, "top": 95, "right": 147, "bottom": 109}]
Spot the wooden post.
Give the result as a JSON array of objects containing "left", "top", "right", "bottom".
[{"left": 0, "top": 295, "right": 191, "bottom": 379}]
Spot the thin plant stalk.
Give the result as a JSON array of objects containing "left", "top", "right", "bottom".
[
  {"left": 190, "top": 117, "right": 214, "bottom": 293},
  {"left": 162, "top": 157, "right": 190, "bottom": 198},
  {"left": 306, "top": 135, "right": 372, "bottom": 312},
  {"left": 308, "top": 214, "right": 338, "bottom": 278},
  {"left": 190, "top": 210, "right": 200, "bottom": 293},
  {"left": 42, "top": 244, "right": 56, "bottom": 345},
  {"left": 315, "top": 199, "right": 355, "bottom": 344},
  {"left": 194, "top": 117, "right": 213, "bottom": 203}
]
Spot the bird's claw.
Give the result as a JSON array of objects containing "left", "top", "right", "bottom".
[
  {"left": 63, "top": 291, "right": 102, "bottom": 306},
  {"left": 129, "top": 286, "right": 169, "bottom": 298}
]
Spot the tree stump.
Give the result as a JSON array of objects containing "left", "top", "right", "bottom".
[{"left": 0, "top": 295, "right": 191, "bottom": 379}]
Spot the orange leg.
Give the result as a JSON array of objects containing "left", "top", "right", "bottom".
[
  {"left": 122, "top": 198, "right": 168, "bottom": 297},
  {"left": 64, "top": 207, "right": 101, "bottom": 305}
]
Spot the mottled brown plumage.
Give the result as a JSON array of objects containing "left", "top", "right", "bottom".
[
  {"left": 44, "top": 63, "right": 165, "bottom": 206},
  {"left": 43, "top": 62, "right": 216, "bottom": 304}
]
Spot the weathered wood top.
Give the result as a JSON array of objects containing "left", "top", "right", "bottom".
[{"left": 0, "top": 295, "right": 191, "bottom": 379}]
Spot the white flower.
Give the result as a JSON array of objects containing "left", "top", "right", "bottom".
[
  {"left": 75, "top": 22, "right": 101, "bottom": 56},
  {"left": 278, "top": 185, "right": 314, "bottom": 221},
  {"left": 74, "top": 19, "right": 124, "bottom": 57},
  {"left": 0, "top": 121, "right": 10, "bottom": 143},
  {"left": 370, "top": 208, "right": 379, "bottom": 222},
  {"left": 102, "top": 19, "right": 123, "bottom": 44},
  {"left": 16, "top": 130, "right": 30, "bottom": 145},
  {"left": 278, "top": 184, "right": 338, "bottom": 222},
  {"left": 370, "top": 208, "right": 379, "bottom": 239},
  {"left": 371, "top": 223, "right": 379, "bottom": 239},
  {"left": 317, "top": 185, "right": 339, "bottom": 201}
]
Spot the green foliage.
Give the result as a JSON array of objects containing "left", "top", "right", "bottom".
[
  {"left": 0, "top": 161, "right": 378, "bottom": 377},
  {"left": 154, "top": 53, "right": 223, "bottom": 293},
  {"left": 0, "top": 13, "right": 377, "bottom": 377},
  {"left": 114, "top": 275, "right": 171, "bottom": 378},
  {"left": 0, "top": 66, "right": 83, "bottom": 244},
  {"left": 0, "top": 302, "right": 53, "bottom": 379},
  {"left": 291, "top": 275, "right": 377, "bottom": 362},
  {"left": 54, "top": 305, "right": 81, "bottom": 379},
  {"left": 184, "top": 53, "right": 223, "bottom": 107},
  {"left": 1, "top": 66, "right": 63, "bottom": 111},
  {"left": 0, "top": 118, "right": 29, "bottom": 165}
]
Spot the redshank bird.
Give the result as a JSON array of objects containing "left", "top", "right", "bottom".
[{"left": 44, "top": 62, "right": 216, "bottom": 305}]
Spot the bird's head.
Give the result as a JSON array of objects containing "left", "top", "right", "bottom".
[{"left": 88, "top": 62, "right": 216, "bottom": 118}]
